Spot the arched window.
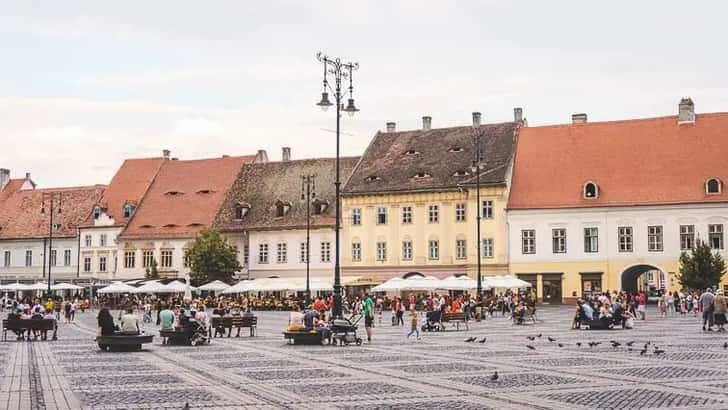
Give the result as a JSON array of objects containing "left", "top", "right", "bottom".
[
  {"left": 583, "top": 182, "right": 598, "bottom": 199},
  {"left": 706, "top": 178, "right": 722, "bottom": 194},
  {"left": 122, "top": 204, "right": 135, "bottom": 218}
]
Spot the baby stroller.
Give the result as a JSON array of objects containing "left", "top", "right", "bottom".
[
  {"left": 330, "top": 314, "right": 363, "bottom": 346},
  {"left": 189, "top": 320, "right": 210, "bottom": 346},
  {"left": 421, "top": 309, "right": 445, "bottom": 332}
]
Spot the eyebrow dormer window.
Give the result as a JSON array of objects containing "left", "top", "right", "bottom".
[
  {"left": 583, "top": 181, "right": 598, "bottom": 199},
  {"left": 412, "top": 172, "right": 431, "bottom": 179},
  {"left": 234, "top": 202, "right": 250, "bottom": 220},
  {"left": 452, "top": 170, "right": 470, "bottom": 177},
  {"left": 165, "top": 190, "right": 183, "bottom": 196},
  {"left": 448, "top": 147, "right": 464, "bottom": 153},
  {"left": 275, "top": 200, "right": 292, "bottom": 218},
  {"left": 365, "top": 175, "right": 381, "bottom": 182},
  {"left": 196, "top": 189, "right": 213, "bottom": 194},
  {"left": 706, "top": 178, "right": 722, "bottom": 194},
  {"left": 404, "top": 149, "right": 419, "bottom": 156}
]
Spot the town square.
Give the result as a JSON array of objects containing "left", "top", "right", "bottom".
[{"left": 1, "top": 2, "right": 728, "bottom": 409}]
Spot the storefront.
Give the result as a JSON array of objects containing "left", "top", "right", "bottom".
[{"left": 580, "top": 272, "right": 603, "bottom": 301}]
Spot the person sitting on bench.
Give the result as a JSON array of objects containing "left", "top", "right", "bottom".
[
  {"left": 120, "top": 308, "right": 140, "bottom": 335},
  {"left": 159, "top": 306, "right": 175, "bottom": 332},
  {"left": 303, "top": 310, "right": 331, "bottom": 343}
]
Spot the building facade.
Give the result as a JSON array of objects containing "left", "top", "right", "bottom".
[
  {"left": 507, "top": 99, "right": 728, "bottom": 304},
  {"left": 342, "top": 112, "right": 522, "bottom": 283}
]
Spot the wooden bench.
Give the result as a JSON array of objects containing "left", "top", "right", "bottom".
[
  {"left": 442, "top": 312, "right": 469, "bottom": 331},
  {"left": 2, "top": 319, "right": 57, "bottom": 341},
  {"left": 96, "top": 334, "right": 154, "bottom": 351},
  {"left": 283, "top": 330, "right": 325, "bottom": 345},
  {"left": 211, "top": 315, "right": 257, "bottom": 337}
]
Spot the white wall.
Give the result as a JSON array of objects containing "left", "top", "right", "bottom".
[
  {"left": 0, "top": 237, "right": 80, "bottom": 281},
  {"left": 78, "top": 226, "right": 123, "bottom": 280},
  {"left": 115, "top": 238, "right": 193, "bottom": 280}
]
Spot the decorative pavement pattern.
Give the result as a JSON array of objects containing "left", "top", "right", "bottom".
[{"left": 1, "top": 306, "right": 728, "bottom": 409}]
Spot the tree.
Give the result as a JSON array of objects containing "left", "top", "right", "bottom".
[
  {"left": 677, "top": 239, "right": 726, "bottom": 290},
  {"left": 145, "top": 259, "right": 160, "bottom": 280},
  {"left": 186, "top": 228, "right": 240, "bottom": 286}
]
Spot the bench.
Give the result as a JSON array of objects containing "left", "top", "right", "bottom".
[
  {"left": 2, "top": 319, "right": 57, "bottom": 341},
  {"left": 211, "top": 315, "right": 257, "bottom": 337},
  {"left": 283, "top": 330, "right": 326, "bottom": 345},
  {"left": 441, "top": 312, "right": 469, "bottom": 331},
  {"left": 96, "top": 334, "right": 154, "bottom": 351}
]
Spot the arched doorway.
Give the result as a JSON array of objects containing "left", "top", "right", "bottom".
[{"left": 621, "top": 264, "right": 666, "bottom": 294}]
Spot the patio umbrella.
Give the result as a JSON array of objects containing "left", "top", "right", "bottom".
[
  {"left": 483, "top": 275, "right": 533, "bottom": 290},
  {"left": 164, "top": 280, "right": 196, "bottom": 293},
  {"left": 222, "top": 279, "right": 261, "bottom": 294},
  {"left": 0, "top": 282, "right": 29, "bottom": 291},
  {"left": 371, "top": 278, "right": 405, "bottom": 292},
  {"left": 439, "top": 275, "right": 478, "bottom": 290},
  {"left": 97, "top": 281, "right": 136, "bottom": 294},
  {"left": 197, "top": 280, "right": 230, "bottom": 292},
  {"left": 25, "top": 282, "right": 50, "bottom": 291},
  {"left": 51, "top": 283, "right": 85, "bottom": 291},
  {"left": 131, "top": 280, "right": 167, "bottom": 294}
]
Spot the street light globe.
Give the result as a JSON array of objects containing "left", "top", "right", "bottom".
[{"left": 343, "top": 98, "right": 359, "bottom": 117}]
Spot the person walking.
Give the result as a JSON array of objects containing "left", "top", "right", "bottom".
[
  {"left": 713, "top": 289, "right": 727, "bottom": 332},
  {"left": 362, "top": 293, "right": 375, "bottom": 343},
  {"left": 666, "top": 291, "right": 675, "bottom": 315},
  {"left": 699, "top": 288, "right": 715, "bottom": 331},
  {"left": 637, "top": 291, "right": 647, "bottom": 320},
  {"left": 395, "top": 298, "right": 404, "bottom": 326},
  {"left": 406, "top": 308, "right": 420, "bottom": 340}
]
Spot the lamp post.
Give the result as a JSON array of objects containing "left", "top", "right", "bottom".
[
  {"left": 301, "top": 174, "right": 316, "bottom": 308},
  {"left": 41, "top": 192, "right": 63, "bottom": 295},
  {"left": 471, "top": 131, "right": 484, "bottom": 297},
  {"left": 315, "top": 51, "right": 359, "bottom": 319}
]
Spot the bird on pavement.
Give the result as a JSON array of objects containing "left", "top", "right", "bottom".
[
  {"left": 626, "top": 341, "right": 635, "bottom": 346},
  {"left": 465, "top": 337, "right": 476, "bottom": 342},
  {"left": 654, "top": 349, "right": 665, "bottom": 356},
  {"left": 527, "top": 336, "right": 536, "bottom": 341},
  {"left": 611, "top": 341, "right": 621, "bottom": 348},
  {"left": 547, "top": 337, "right": 556, "bottom": 343},
  {"left": 640, "top": 349, "right": 647, "bottom": 356},
  {"left": 526, "top": 345, "right": 536, "bottom": 350},
  {"left": 723, "top": 342, "right": 727, "bottom": 349},
  {"left": 478, "top": 337, "right": 487, "bottom": 343},
  {"left": 558, "top": 343, "right": 564, "bottom": 348},
  {"left": 537, "top": 334, "right": 543, "bottom": 338},
  {"left": 490, "top": 371, "right": 499, "bottom": 381},
  {"left": 576, "top": 342, "right": 582, "bottom": 347}
]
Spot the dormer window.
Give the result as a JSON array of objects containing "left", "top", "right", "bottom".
[
  {"left": 92, "top": 206, "right": 102, "bottom": 219},
  {"left": 404, "top": 149, "right": 419, "bottom": 156},
  {"left": 448, "top": 147, "right": 464, "bottom": 153},
  {"left": 452, "top": 170, "right": 470, "bottom": 177},
  {"left": 706, "top": 178, "right": 722, "bottom": 195},
  {"left": 312, "top": 199, "right": 330, "bottom": 215},
  {"left": 365, "top": 175, "right": 381, "bottom": 182},
  {"left": 165, "top": 190, "right": 183, "bottom": 196},
  {"left": 234, "top": 202, "right": 250, "bottom": 220},
  {"left": 123, "top": 204, "right": 135, "bottom": 218},
  {"left": 139, "top": 224, "right": 153, "bottom": 229},
  {"left": 275, "top": 200, "right": 292, "bottom": 217},
  {"left": 412, "top": 172, "right": 432, "bottom": 179},
  {"left": 196, "top": 189, "right": 214, "bottom": 194},
  {"left": 163, "top": 224, "right": 179, "bottom": 228},
  {"left": 583, "top": 181, "right": 599, "bottom": 199}
]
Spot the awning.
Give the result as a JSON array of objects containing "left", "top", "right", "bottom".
[
  {"left": 484, "top": 275, "right": 533, "bottom": 289},
  {"left": 439, "top": 275, "right": 478, "bottom": 290},
  {"left": 97, "top": 281, "right": 136, "bottom": 294},
  {"left": 197, "top": 280, "right": 231, "bottom": 292},
  {"left": 343, "top": 276, "right": 385, "bottom": 286},
  {"left": 51, "top": 283, "right": 85, "bottom": 291},
  {"left": 371, "top": 276, "right": 443, "bottom": 292}
]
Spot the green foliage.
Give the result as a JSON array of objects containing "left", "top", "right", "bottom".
[
  {"left": 678, "top": 239, "right": 726, "bottom": 290},
  {"left": 145, "top": 259, "right": 160, "bottom": 280},
  {"left": 185, "top": 228, "right": 240, "bottom": 286}
]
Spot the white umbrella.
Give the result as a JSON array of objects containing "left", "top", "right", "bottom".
[
  {"left": 398, "top": 276, "right": 442, "bottom": 291},
  {"left": 51, "top": 283, "right": 85, "bottom": 291},
  {"left": 221, "top": 280, "right": 255, "bottom": 294},
  {"left": 0, "top": 282, "right": 28, "bottom": 291},
  {"left": 371, "top": 278, "right": 405, "bottom": 292},
  {"left": 97, "top": 281, "right": 136, "bottom": 294},
  {"left": 439, "top": 275, "right": 478, "bottom": 290},
  {"left": 484, "top": 275, "right": 533, "bottom": 290},
  {"left": 131, "top": 280, "right": 168, "bottom": 294},
  {"left": 197, "top": 280, "right": 230, "bottom": 292},
  {"left": 164, "top": 280, "right": 196, "bottom": 293},
  {"left": 25, "top": 282, "right": 50, "bottom": 291}
]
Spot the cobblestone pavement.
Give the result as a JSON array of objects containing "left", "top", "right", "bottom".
[{"left": 2, "top": 306, "right": 728, "bottom": 409}]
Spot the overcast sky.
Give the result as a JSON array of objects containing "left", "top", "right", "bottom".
[{"left": 2, "top": 1, "right": 727, "bottom": 188}]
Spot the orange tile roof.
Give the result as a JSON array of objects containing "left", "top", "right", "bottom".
[
  {"left": 0, "top": 184, "right": 106, "bottom": 239},
  {"left": 508, "top": 113, "right": 728, "bottom": 209},
  {"left": 119, "top": 155, "right": 254, "bottom": 239},
  {"left": 91, "top": 157, "right": 165, "bottom": 226}
]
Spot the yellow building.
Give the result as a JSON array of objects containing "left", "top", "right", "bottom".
[{"left": 342, "top": 112, "right": 523, "bottom": 284}]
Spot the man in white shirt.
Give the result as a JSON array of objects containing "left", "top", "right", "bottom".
[{"left": 120, "top": 308, "right": 140, "bottom": 334}]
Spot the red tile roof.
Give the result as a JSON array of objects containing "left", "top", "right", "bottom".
[
  {"left": 90, "top": 157, "right": 165, "bottom": 227},
  {"left": 508, "top": 113, "right": 728, "bottom": 209},
  {"left": 0, "top": 183, "right": 106, "bottom": 239},
  {"left": 119, "top": 155, "right": 254, "bottom": 239}
]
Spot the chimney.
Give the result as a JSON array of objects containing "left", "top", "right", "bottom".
[
  {"left": 472, "top": 112, "right": 482, "bottom": 127},
  {"left": 386, "top": 122, "right": 396, "bottom": 132},
  {"left": 422, "top": 116, "right": 432, "bottom": 130},
  {"left": 0, "top": 169, "right": 9, "bottom": 191},
  {"left": 162, "top": 149, "right": 171, "bottom": 160},
  {"left": 221, "top": 154, "right": 230, "bottom": 158},
  {"left": 282, "top": 147, "right": 291, "bottom": 162},
  {"left": 514, "top": 107, "right": 523, "bottom": 123},
  {"left": 572, "top": 113, "right": 588, "bottom": 124},
  {"left": 678, "top": 97, "right": 695, "bottom": 124},
  {"left": 254, "top": 149, "right": 269, "bottom": 164}
]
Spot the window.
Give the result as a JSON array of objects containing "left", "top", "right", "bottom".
[
  {"left": 376, "top": 242, "right": 387, "bottom": 261},
  {"left": 124, "top": 251, "right": 135, "bottom": 268},
  {"left": 482, "top": 200, "right": 493, "bottom": 219},
  {"left": 351, "top": 208, "right": 361, "bottom": 225},
  {"left": 183, "top": 251, "right": 190, "bottom": 268},
  {"left": 92, "top": 206, "right": 101, "bottom": 219},
  {"left": 706, "top": 178, "right": 722, "bottom": 194},
  {"left": 709, "top": 224, "right": 724, "bottom": 249},
  {"left": 552, "top": 229, "right": 567, "bottom": 253},
  {"left": 64, "top": 250, "right": 71, "bottom": 266},
  {"left": 99, "top": 256, "right": 107, "bottom": 272},
  {"left": 428, "top": 205, "right": 439, "bottom": 223},
  {"left": 402, "top": 241, "right": 413, "bottom": 260},
  {"left": 521, "top": 230, "right": 536, "bottom": 254},
  {"left": 402, "top": 206, "right": 412, "bottom": 224},
  {"left": 84, "top": 235, "right": 92, "bottom": 247},
  {"left": 100, "top": 234, "right": 107, "bottom": 247},
  {"left": 50, "top": 249, "right": 57, "bottom": 266},
  {"left": 258, "top": 244, "right": 269, "bottom": 264},
  {"left": 680, "top": 225, "right": 695, "bottom": 250},
  {"left": 584, "top": 227, "right": 599, "bottom": 253},
  {"left": 142, "top": 250, "right": 155, "bottom": 268},
  {"left": 455, "top": 239, "right": 466, "bottom": 259},
  {"left": 648, "top": 225, "right": 663, "bottom": 252},
  {"left": 583, "top": 182, "right": 599, "bottom": 199},
  {"left": 276, "top": 242, "right": 287, "bottom": 264},
  {"left": 243, "top": 245, "right": 249, "bottom": 266},
  {"left": 428, "top": 240, "right": 439, "bottom": 260},
  {"left": 123, "top": 204, "right": 135, "bottom": 218},
  {"left": 3, "top": 251, "right": 10, "bottom": 267},
  {"left": 376, "top": 207, "right": 387, "bottom": 225},
  {"left": 483, "top": 238, "right": 494, "bottom": 258},
  {"left": 351, "top": 243, "right": 361, "bottom": 262},
  {"left": 275, "top": 201, "right": 291, "bottom": 217},
  {"left": 299, "top": 242, "right": 308, "bottom": 263},
  {"left": 160, "top": 250, "right": 173, "bottom": 268},
  {"left": 455, "top": 203, "right": 466, "bottom": 222},
  {"left": 321, "top": 242, "right": 331, "bottom": 263},
  {"left": 25, "top": 250, "right": 32, "bottom": 267},
  {"left": 51, "top": 223, "right": 61, "bottom": 231},
  {"left": 83, "top": 257, "right": 91, "bottom": 273},
  {"left": 234, "top": 203, "right": 249, "bottom": 219},
  {"left": 618, "top": 226, "right": 633, "bottom": 252}
]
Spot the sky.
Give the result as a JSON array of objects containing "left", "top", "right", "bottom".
[{"left": 2, "top": 1, "right": 727, "bottom": 188}]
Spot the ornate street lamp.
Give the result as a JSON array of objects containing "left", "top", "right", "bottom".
[
  {"left": 471, "top": 130, "right": 484, "bottom": 298},
  {"left": 301, "top": 174, "right": 316, "bottom": 308},
  {"left": 41, "top": 192, "right": 63, "bottom": 295},
  {"left": 315, "top": 51, "right": 359, "bottom": 319}
]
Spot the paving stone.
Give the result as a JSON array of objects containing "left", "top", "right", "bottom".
[{"left": 540, "top": 388, "right": 724, "bottom": 409}]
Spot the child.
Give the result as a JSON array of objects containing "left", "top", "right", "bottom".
[{"left": 406, "top": 309, "right": 420, "bottom": 340}]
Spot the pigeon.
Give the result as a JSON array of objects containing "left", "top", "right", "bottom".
[
  {"left": 527, "top": 336, "right": 536, "bottom": 341},
  {"left": 588, "top": 341, "right": 601, "bottom": 348},
  {"left": 537, "top": 334, "right": 543, "bottom": 338},
  {"left": 723, "top": 342, "right": 727, "bottom": 349},
  {"left": 465, "top": 337, "right": 476, "bottom": 343},
  {"left": 526, "top": 345, "right": 536, "bottom": 350},
  {"left": 611, "top": 341, "right": 621, "bottom": 348},
  {"left": 576, "top": 342, "right": 582, "bottom": 347},
  {"left": 547, "top": 337, "right": 556, "bottom": 343},
  {"left": 654, "top": 349, "right": 665, "bottom": 356},
  {"left": 558, "top": 343, "right": 564, "bottom": 348},
  {"left": 640, "top": 349, "right": 647, "bottom": 356},
  {"left": 628, "top": 348, "right": 633, "bottom": 352},
  {"left": 490, "top": 371, "right": 499, "bottom": 381},
  {"left": 626, "top": 341, "right": 635, "bottom": 346},
  {"left": 478, "top": 337, "right": 487, "bottom": 343}
]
